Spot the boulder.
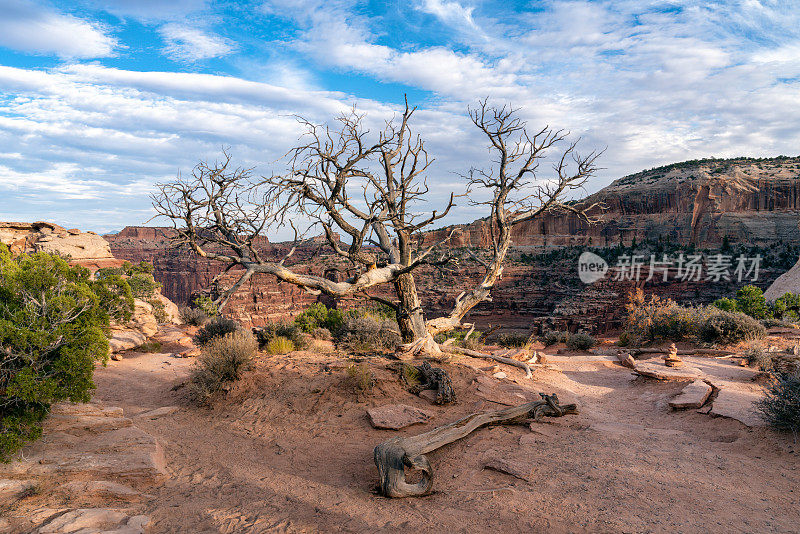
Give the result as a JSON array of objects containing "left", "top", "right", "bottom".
[
  {"left": 0, "top": 402, "right": 166, "bottom": 488},
  {"left": 131, "top": 299, "right": 159, "bottom": 337},
  {"left": 109, "top": 329, "right": 148, "bottom": 354},
  {"left": 765, "top": 255, "right": 800, "bottom": 301},
  {"left": 54, "top": 480, "right": 144, "bottom": 502},
  {"left": 633, "top": 361, "right": 705, "bottom": 381},
  {"left": 669, "top": 380, "right": 713, "bottom": 409},
  {"left": 709, "top": 386, "right": 767, "bottom": 427},
  {"left": 367, "top": 404, "right": 434, "bottom": 430}
]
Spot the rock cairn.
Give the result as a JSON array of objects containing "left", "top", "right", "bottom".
[{"left": 663, "top": 343, "right": 683, "bottom": 367}]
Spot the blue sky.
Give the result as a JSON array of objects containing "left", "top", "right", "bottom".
[{"left": 0, "top": 0, "right": 799, "bottom": 234}]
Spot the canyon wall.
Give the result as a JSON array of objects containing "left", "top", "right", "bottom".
[{"left": 105, "top": 157, "right": 800, "bottom": 333}]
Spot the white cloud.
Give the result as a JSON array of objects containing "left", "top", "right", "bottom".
[
  {"left": 159, "top": 23, "right": 236, "bottom": 62},
  {"left": 0, "top": 0, "right": 117, "bottom": 58},
  {"left": 418, "top": 0, "right": 478, "bottom": 30},
  {"left": 89, "top": 0, "right": 208, "bottom": 21}
]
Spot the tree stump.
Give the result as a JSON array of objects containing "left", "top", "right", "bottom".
[{"left": 408, "top": 362, "right": 456, "bottom": 405}]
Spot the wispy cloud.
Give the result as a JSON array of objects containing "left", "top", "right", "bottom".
[
  {"left": 159, "top": 23, "right": 236, "bottom": 62},
  {"left": 0, "top": 0, "right": 117, "bottom": 58}
]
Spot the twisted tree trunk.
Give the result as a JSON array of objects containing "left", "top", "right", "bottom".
[{"left": 374, "top": 393, "right": 578, "bottom": 498}]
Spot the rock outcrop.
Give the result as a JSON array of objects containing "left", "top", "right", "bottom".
[
  {"left": 0, "top": 221, "right": 124, "bottom": 270},
  {"left": 765, "top": 256, "right": 800, "bottom": 301},
  {"left": 0, "top": 401, "right": 162, "bottom": 533}
]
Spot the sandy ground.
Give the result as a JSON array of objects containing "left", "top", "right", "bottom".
[{"left": 91, "top": 348, "right": 800, "bottom": 533}]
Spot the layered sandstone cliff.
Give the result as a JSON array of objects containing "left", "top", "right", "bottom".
[{"left": 105, "top": 156, "right": 800, "bottom": 332}]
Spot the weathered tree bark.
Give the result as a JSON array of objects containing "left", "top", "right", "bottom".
[
  {"left": 394, "top": 273, "right": 427, "bottom": 342},
  {"left": 408, "top": 362, "right": 456, "bottom": 404},
  {"left": 374, "top": 394, "right": 577, "bottom": 498}
]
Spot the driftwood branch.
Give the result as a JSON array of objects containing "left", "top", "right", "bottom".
[{"left": 374, "top": 394, "right": 577, "bottom": 497}]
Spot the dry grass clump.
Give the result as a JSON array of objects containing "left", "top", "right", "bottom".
[
  {"left": 745, "top": 342, "right": 773, "bottom": 372},
  {"left": 265, "top": 336, "right": 295, "bottom": 355},
  {"left": 189, "top": 330, "right": 258, "bottom": 404},
  {"left": 496, "top": 332, "right": 531, "bottom": 348},
  {"left": 253, "top": 322, "right": 309, "bottom": 351},
  {"left": 346, "top": 362, "right": 375, "bottom": 393}
]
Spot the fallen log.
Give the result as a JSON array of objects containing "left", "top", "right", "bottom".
[
  {"left": 443, "top": 346, "right": 533, "bottom": 378},
  {"left": 374, "top": 393, "right": 577, "bottom": 498}
]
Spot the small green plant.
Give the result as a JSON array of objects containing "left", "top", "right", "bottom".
[
  {"left": 713, "top": 297, "right": 738, "bottom": 313},
  {"left": 189, "top": 330, "right": 257, "bottom": 404},
  {"left": 179, "top": 306, "right": 209, "bottom": 326},
  {"left": 265, "top": 336, "right": 295, "bottom": 355},
  {"left": 253, "top": 322, "right": 308, "bottom": 350},
  {"left": 401, "top": 363, "right": 422, "bottom": 387},
  {"left": 293, "top": 302, "right": 344, "bottom": 334},
  {"left": 346, "top": 362, "right": 375, "bottom": 393},
  {"left": 772, "top": 293, "right": 800, "bottom": 322},
  {"left": 566, "top": 332, "right": 597, "bottom": 351},
  {"left": 194, "top": 316, "right": 239, "bottom": 346},
  {"left": 192, "top": 295, "right": 219, "bottom": 317},
  {"left": 135, "top": 341, "right": 163, "bottom": 353},
  {"left": 756, "top": 372, "right": 800, "bottom": 438}
]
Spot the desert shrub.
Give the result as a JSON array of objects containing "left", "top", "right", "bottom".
[
  {"left": 127, "top": 272, "right": 160, "bottom": 299},
  {"left": 735, "top": 285, "right": 770, "bottom": 320},
  {"left": 311, "top": 327, "right": 332, "bottom": 341},
  {"left": 621, "top": 290, "right": 713, "bottom": 345},
  {"left": 566, "top": 332, "right": 597, "bottom": 351},
  {"left": 346, "top": 362, "right": 374, "bottom": 393},
  {"left": 265, "top": 336, "right": 295, "bottom": 355},
  {"left": 339, "top": 314, "right": 400, "bottom": 351},
  {"left": 189, "top": 330, "right": 257, "bottom": 404},
  {"left": 699, "top": 310, "right": 766, "bottom": 344},
  {"left": 713, "top": 297, "right": 738, "bottom": 313},
  {"left": 192, "top": 295, "right": 219, "bottom": 318},
  {"left": 194, "top": 316, "right": 240, "bottom": 346},
  {"left": 293, "top": 303, "right": 344, "bottom": 334},
  {"left": 0, "top": 246, "right": 130, "bottom": 460},
  {"left": 744, "top": 342, "right": 773, "bottom": 371},
  {"left": 497, "top": 332, "right": 530, "bottom": 348},
  {"left": 542, "top": 330, "right": 567, "bottom": 346},
  {"left": 253, "top": 322, "right": 308, "bottom": 350},
  {"left": 179, "top": 306, "right": 208, "bottom": 326},
  {"left": 772, "top": 293, "right": 800, "bottom": 322},
  {"left": 756, "top": 372, "right": 800, "bottom": 436}
]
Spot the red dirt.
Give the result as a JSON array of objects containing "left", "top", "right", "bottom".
[{"left": 91, "top": 347, "right": 800, "bottom": 533}]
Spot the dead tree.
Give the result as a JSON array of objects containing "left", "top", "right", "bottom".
[
  {"left": 374, "top": 393, "right": 578, "bottom": 497},
  {"left": 152, "top": 98, "right": 601, "bottom": 355}
]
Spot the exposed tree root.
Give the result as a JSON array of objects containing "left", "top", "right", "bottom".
[
  {"left": 374, "top": 394, "right": 578, "bottom": 498},
  {"left": 442, "top": 345, "right": 533, "bottom": 378}
]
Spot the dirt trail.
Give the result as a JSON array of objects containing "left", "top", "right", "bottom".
[{"left": 93, "top": 351, "right": 800, "bottom": 533}]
